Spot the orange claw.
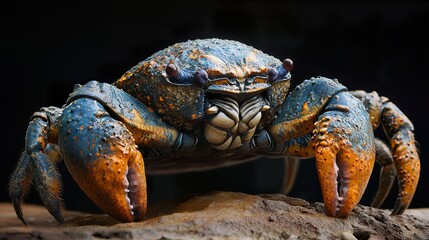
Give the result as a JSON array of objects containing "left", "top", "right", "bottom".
[
  {"left": 66, "top": 147, "right": 147, "bottom": 222},
  {"left": 59, "top": 98, "right": 147, "bottom": 222},
  {"left": 314, "top": 141, "right": 375, "bottom": 217},
  {"left": 312, "top": 92, "right": 376, "bottom": 217}
]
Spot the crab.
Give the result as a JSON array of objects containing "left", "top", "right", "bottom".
[{"left": 10, "top": 38, "right": 420, "bottom": 224}]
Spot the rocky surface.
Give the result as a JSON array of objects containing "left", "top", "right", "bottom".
[{"left": 1, "top": 191, "right": 428, "bottom": 239}]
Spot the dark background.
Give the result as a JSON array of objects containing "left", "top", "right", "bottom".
[{"left": 1, "top": 1, "right": 428, "bottom": 215}]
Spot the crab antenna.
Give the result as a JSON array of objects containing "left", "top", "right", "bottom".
[{"left": 166, "top": 63, "right": 194, "bottom": 84}]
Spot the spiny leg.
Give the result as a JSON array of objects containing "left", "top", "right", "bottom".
[
  {"left": 9, "top": 154, "right": 32, "bottom": 225},
  {"left": 31, "top": 146, "right": 64, "bottom": 223},
  {"left": 371, "top": 138, "right": 396, "bottom": 208},
  {"left": 9, "top": 107, "right": 64, "bottom": 224},
  {"left": 382, "top": 102, "right": 420, "bottom": 215},
  {"left": 351, "top": 90, "right": 420, "bottom": 214}
]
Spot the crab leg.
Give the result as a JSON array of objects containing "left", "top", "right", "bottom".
[
  {"left": 280, "top": 157, "right": 300, "bottom": 195},
  {"left": 9, "top": 107, "right": 64, "bottom": 224},
  {"left": 370, "top": 138, "right": 396, "bottom": 208},
  {"left": 381, "top": 102, "right": 420, "bottom": 214},
  {"left": 351, "top": 90, "right": 420, "bottom": 214},
  {"left": 9, "top": 154, "right": 32, "bottom": 224}
]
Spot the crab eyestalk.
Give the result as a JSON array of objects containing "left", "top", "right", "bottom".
[
  {"left": 166, "top": 63, "right": 194, "bottom": 84},
  {"left": 268, "top": 68, "right": 279, "bottom": 82},
  {"left": 166, "top": 63, "right": 209, "bottom": 87},
  {"left": 194, "top": 69, "right": 209, "bottom": 87},
  {"left": 268, "top": 58, "right": 293, "bottom": 83}
]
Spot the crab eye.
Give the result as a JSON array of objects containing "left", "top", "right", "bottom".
[
  {"left": 165, "top": 63, "right": 193, "bottom": 84},
  {"left": 194, "top": 69, "right": 209, "bottom": 87},
  {"left": 283, "top": 58, "right": 293, "bottom": 72},
  {"left": 166, "top": 63, "right": 209, "bottom": 87},
  {"left": 268, "top": 58, "right": 293, "bottom": 82}
]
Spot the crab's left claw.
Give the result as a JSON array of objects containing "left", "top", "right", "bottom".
[{"left": 312, "top": 91, "right": 376, "bottom": 217}]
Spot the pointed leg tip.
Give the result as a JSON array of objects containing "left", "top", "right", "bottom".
[
  {"left": 12, "top": 199, "right": 28, "bottom": 225},
  {"left": 19, "top": 216, "right": 28, "bottom": 225},
  {"left": 391, "top": 204, "right": 407, "bottom": 216},
  {"left": 48, "top": 207, "right": 66, "bottom": 224},
  {"left": 56, "top": 215, "right": 66, "bottom": 224},
  {"left": 370, "top": 199, "right": 383, "bottom": 209}
]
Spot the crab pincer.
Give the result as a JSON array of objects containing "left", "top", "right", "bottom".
[
  {"left": 312, "top": 91, "right": 376, "bottom": 217},
  {"left": 59, "top": 98, "right": 148, "bottom": 222},
  {"left": 57, "top": 81, "right": 192, "bottom": 222}
]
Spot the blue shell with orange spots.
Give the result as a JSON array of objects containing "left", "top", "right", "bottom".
[{"left": 114, "top": 38, "right": 291, "bottom": 131}]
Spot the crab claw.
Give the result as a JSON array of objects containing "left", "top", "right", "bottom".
[
  {"left": 312, "top": 92, "right": 376, "bottom": 217},
  {"left": 59, "top": 98, "right": 147, "bottom": 222},
  {"left": 65, "top": 146, "right": 147, "bottom": 222}
]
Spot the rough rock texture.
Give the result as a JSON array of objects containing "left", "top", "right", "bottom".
[{"left": 1, "top": 191, "right": 428, "bottom": 239}]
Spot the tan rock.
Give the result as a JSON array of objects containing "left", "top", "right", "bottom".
[{"left": 0, "top": 191, "right": 428, "bottom": 239}]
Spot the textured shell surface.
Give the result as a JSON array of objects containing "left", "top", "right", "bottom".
[
  {"left": 114, "top": 39, "right": 286, "bottom": 131},
  {"left": 144, "top": 38, "right": 282, "bottom": 78}
]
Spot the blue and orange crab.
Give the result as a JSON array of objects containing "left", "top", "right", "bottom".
[{"left": 10, "top": 38, "right": 420, "bottom": 223}]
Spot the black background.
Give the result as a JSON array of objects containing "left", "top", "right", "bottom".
[{"left": 1, "top": 1, "right": 428, "bottom": 215}]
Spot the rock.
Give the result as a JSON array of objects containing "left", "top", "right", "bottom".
[{"left": 1, "top": 191, "right": 428, "bottom": 239}]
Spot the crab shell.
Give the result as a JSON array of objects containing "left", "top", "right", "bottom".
[{"left": 114, "top": 38, "right": 292, "bottom": 132}]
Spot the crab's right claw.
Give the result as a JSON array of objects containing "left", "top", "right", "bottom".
[{"left": 59, "top": 98, "right": 147, "bottom": 222}]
